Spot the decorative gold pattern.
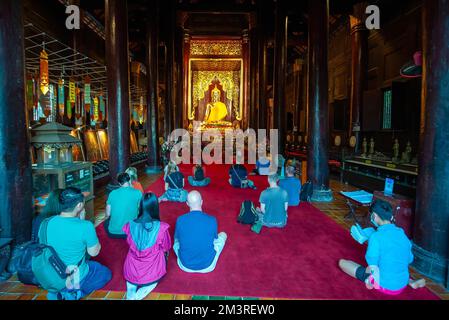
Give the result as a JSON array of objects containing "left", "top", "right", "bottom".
[
  {"left": 190, "top": 40, "right": 242, "bottom": 56},
  {"left": 188, "top": 58, "right": 244, "bottom": 122}
]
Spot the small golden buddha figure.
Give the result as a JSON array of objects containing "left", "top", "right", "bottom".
[{"left": 204, "top": 85, "right": 228, "bottom": 123}]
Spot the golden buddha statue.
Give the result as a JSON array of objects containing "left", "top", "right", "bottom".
[{"left": 204, "top": 85, "right": 228, "bottom": 123}]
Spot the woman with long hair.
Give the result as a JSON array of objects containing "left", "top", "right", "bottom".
[
  {"left": 159, "top": 161, "right": 188, "bottom": 202},
  {"left": 122, "top": 193, "right": 171, "bottom": 300},
  {"left": 31, "top": 189, "right": 64, "bottom": 242}
]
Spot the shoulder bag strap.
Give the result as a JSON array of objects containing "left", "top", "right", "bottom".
[
  {"left": 168, "top": 174, "right": 180, "bottom": 190},
  {"left": 232, "top": 166, "right": 243, "bottom": 182}
]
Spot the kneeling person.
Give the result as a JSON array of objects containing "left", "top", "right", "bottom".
[
  {"left": 40, "top": 187, "right": 111, "bottom": 300},
  {"left": 174, "top": 191, "right": 227, "bottom": 273},
  {"left": 105, "top": 173, "right": 143, "bottom": 239}
]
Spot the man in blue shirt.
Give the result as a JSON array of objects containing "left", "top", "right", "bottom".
[
  {"left": 173, "top": 191, "right": 227, "bottom": 273},
  {"left": 338, "top": 199, "right": 426, "bottom": 294},
  {"left": 279, "top": 165, "right": 301, "bottom": 206}
]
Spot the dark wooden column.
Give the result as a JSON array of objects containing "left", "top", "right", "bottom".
[
  {"left": 306, "top": 0, "right": 333, "bottom": 202},
  {"left": 249, "top": 26, "right": 258, "bottom": 129},
  {"left": 258, "top": 37, "right": 267, "bottom": 130},
  {"left": 349, "top": 3, "right": 368, "bottom": 153},
  {"left": 105, "top": 0, "right": 131, "bottom": 182},
  {"left": 413, "top": 0, "right": 449, "bottom": 286},
  {"left": 175, "top": 26, "right": 183, "bottom": 130},
  {"left": 182, "top": 32, "right": 191, "bottom": 129},
  {"left": 273, "top": 0, "right": 287, "bottom": 150},
  {"left": 145, "top": 2, "right": 161, "bottom": 171},
  {"left": 164, "top": 0, "right": 175, "bottom": 134},
  {"left": 0, "top": 0, "right": 33, "bottom": 244}
]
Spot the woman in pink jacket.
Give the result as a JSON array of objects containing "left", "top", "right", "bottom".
[{"left": 123, "top": 192, "right": 171, "bottom": 300}]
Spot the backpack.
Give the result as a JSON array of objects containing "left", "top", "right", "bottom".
[
  {"left": 31, "top": 217, "right": 82, "bottom": 293},
  {"left": 237, "top": 200, "right": 259, "bottom": 225},
  {"left": 10, "top": 241, "right": 41, "bottom": 286},
  {"left": 300, "top": 181, "right": 313, "bottom": 202}
]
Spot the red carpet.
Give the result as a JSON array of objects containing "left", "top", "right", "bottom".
[{"left": 94, "top": 164, "right": 438, "bottom": 300}]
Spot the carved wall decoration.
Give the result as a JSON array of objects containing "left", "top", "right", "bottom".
[{"left": 190, "top": 40, "right": 242, "bottom": 56}]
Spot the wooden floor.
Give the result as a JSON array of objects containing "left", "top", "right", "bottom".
[{"left": 1, "top": 169, "right": 448, "bottom": 300}]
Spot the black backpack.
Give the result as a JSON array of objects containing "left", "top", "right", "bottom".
[
  {"left": 300, "top": 181, "right": 313, "bottom": 202},
  {"left": 237, "top": 200, "right": 259, "bottom": 225},
  {"left": 9, "top": 241, "right": 41, "bottom": 286}
]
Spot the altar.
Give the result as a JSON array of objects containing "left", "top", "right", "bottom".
[{"left": 184, "top": 38, "right": 247, "bottom": 133}]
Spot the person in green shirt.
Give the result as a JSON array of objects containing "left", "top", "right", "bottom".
[
  {"left": 257, "top": 174, "right": 289, "bottom": 228},
  {"left": 41, "top": 187, "right": 111, "bottom": 300},
  {"left": 105, "top": 173, "right": 143, "bottom": 239}
]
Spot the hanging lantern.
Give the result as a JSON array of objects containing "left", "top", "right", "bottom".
[
  {"left": 26, "top": 74, "right": 34, "bottom": 111},
  {"left": 138, "top": 96, "right": 144, "bottom": 124},
  {"left": 58, "top": 78, "right": 65, "bottom": 117},
  {"left": 66, "top": 98, "right": 72, "bottom": 119},
  {"left": 93, "top": 96, "right": 99, "bottom": 121},
  {"left": 75, "top": 87, "right": 81, "bottom": 119},
  {"left": 49, "top": 84, "right": 56, "bottom": 121},
  {"left": 69, "top": 79, "right": 76, "bottom": 107},
  {"left": 84, "top": 76, "right": 91, "bottom": 113},
  {"left": 39, "top": 49, "right": 49, "bottom": 95},
  {"left": 99, "top": 95, "right": 105, "bottom": 121}
]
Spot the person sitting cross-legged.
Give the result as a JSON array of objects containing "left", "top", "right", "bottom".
[
  {"left": 123, "top": 193, "right": 171, "bottom": 300},
  {"left": 229, "top": 164, "right": 256, "bottom": 190},
  {"left": 257, "top": 174, "right": 289, "bottom": 228},
  {"left": 125, "top": 166, "right": 144, "bottom": 194},
  {"left": 173, "top": 191, "right": 227, "bottom": 273},
  {"left": 339, "top": 199, "right": 426, "bottom": 295},
  {"left": 188, "top": 164, "right": 211, "bottom": 187},
  {"left": 279, "top": 165, "right": 301, "bottom": 207},
  {"left": 105, "top": 173, "right": 143, "bottom": 239},
  {"left": 42, "top": 187, "right": 111, "bottom": 300},
  {"left": 159, "top": 161, "right": 188, "bottom": 203}
]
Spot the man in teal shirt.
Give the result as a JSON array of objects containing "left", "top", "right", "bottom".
[
  {"left": 41, "top": 187, "right": 111, "bottom": 300},
  {"left": 105, "top": 173, "right": 143, "bottom": 238},
  {"left": 258, "top": 174, "right": 289, "bottom": 228}
]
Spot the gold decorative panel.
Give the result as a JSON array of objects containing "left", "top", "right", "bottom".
[
  {"left": 190, "top": 40, "right": 242, "bottom": 56},
  {"left": 188, "top": 58, "right": 243, "bottom": 122}
]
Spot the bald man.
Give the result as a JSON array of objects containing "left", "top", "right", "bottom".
[{"left": 173, "top": 191, "right": 227, "bottom": 273}]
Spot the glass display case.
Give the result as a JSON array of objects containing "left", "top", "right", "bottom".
[{"left": 31, "top": 123, "right": 94, "bottom": 220}]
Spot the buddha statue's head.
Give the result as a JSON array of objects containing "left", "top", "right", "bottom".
[{"left": 211, "top": 85, "right": 221, "bottom": 103}]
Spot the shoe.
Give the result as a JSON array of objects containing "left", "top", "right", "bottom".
[
  {"left": 60, "top": 290, "right": 82, "bottom": 300},
  {"left": 46, "top": 292, "right": 63, "bottom": 300}
]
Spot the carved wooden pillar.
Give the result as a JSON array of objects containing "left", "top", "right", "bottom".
[
  {"left": 413, "top": 0, "right": 449, "bottom": 286},
  {"left": 273, "top": 0, "right": 287, "bottom": 150},
  {"left": 307, "top": 0, "right": 333, "bottom": 202},
  {"left": 105, "top": 0, "right": 131, "bottom": 182},
  {"left": 145, "top": 1, "right": 161, "bottom": 171},
  {"left": 0, "top": 0, "right": 33, "bottom": 244},
  {"left": 349, "top": 3, "right": 368, "bottom": 154}
]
